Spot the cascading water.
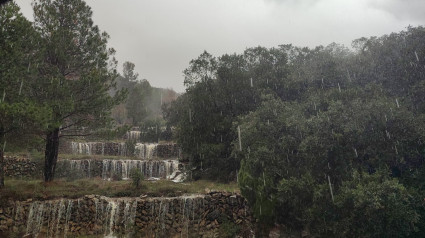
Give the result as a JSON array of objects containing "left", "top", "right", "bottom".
[
  {"left": 69, "top": 159, "right": 91, "bottom": 178},
  {"left": 134, "top": 143, "right": 158, "bottom": 160},
  {"left": 101, "top": 159, "right": 179, "bottom": 180},
  {"left": 57, "top": 159, "right": 183, "bottom": 181},
  {"left": 4, "top": 194, "right": 252, "bottom": 238},
  {"left": 126, "top": 131, "right": 141, "bottom": 141},
  {"left": 71, "top": 142, "right": 98, "bottom": 155},
  {"left": 70, "top": 142, "right": 127, "bottom": 156},
  {"left": 25, "top": 199, "right": 71, "bottom": 238},
  {"left": 21, "top": 197, "right": 140, "bottom": 238}
]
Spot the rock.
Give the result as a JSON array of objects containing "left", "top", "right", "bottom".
[
  {"left": 206, "top": 209, "right": 220, "bottom": 221},
  {"left": 6, "top": 219, "right": 13, "bottom": 226},
  {"left": 301, "top": 230, "right": 309, "bottom": 237}
]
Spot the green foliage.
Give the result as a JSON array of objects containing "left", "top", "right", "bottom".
[
  {"left": 334, "top": 171, "right": 418, "bottom": 238},
  {"left": 126, "top": 79, "right": 152, "bottom": 125},
  {"left": 125, "top": 139, "right": 136, "bottom": 156},
  {"left": 0, "top": 2, "right": 53, "bottom": 187},
  {"left": 139, "top": 119, "right": 162, "bottom": 143},
  {"left": 130, "top": 168, "right": 144, "bottom": 188},
  {"left": 217, "top": 215, "right": 241, "bottom": 238},
  {"left": 164, "top": 47, "right": 290, "bottom": 181},
  {"left": 164, "top": 26, "right": 425, "bottom": 236},
  {"left": 30, "top": 0, "right": 126, "bottom": 133}
]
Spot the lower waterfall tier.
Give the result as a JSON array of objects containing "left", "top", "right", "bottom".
[{"left": 0, "top": 193, "right": 253, "bottom": 238}]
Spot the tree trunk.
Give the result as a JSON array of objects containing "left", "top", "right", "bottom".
[
  {"left": 0, "top": 126, "right": 5, "bottom": 189},
  {"left": 44, "top": 128, "right": 60, "bottom": 182}
]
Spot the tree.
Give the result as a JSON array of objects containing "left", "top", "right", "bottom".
[
  {"left": 0, "top": 2, "right": 51, "bottom": 188},
  {"left": 123, "top": 61, "right": 139, "bottom": 83},
  {"left": 126, "top": 79, "right": 152, "bottom": 125},
  {"left": 235, "top": 36, "right": 425, "bottom": 235},
  {"left": 165, "top": 47, "right": 290, "bottom": 181},
  {"left": 32, "top": 0, "right": 125, "bottom": 182},
  {"left": 0, "top": 0, "right": 10, "bottom": 6}
]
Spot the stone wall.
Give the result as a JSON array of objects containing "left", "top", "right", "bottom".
[
  {"left": 156, "top": 143, "right": 180, "bottom": 158},
  {"left": 55, "top": 159, "right": 182, "bottom": 180},
  {"left": 4, "top": 157, "right": 183, "bottom": 181},
  {"left": 59, "top": 141, "right": 180, "bottom": 158},
  {"left": 0, "top": 193, "right": 254, "bottom": 237},
  {"left": 3, "top": 156, "right": 41, "bottom": 178}
]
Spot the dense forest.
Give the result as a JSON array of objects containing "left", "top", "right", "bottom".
[
  {"left": 2, "top": 0, "right": 425, "bottom": 237},
  {"left": 164, "top": 26, "right": 425, "bottom": 236}
]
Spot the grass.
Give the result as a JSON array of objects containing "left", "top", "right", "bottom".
[{"left": 0, "top": 178, "right": 239, "bottom": 202}]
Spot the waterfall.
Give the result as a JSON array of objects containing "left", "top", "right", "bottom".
[
  {"left": 126, "top": 131, "right": 141, "bottom": 141},
  {"left": 4, "top": 193, "right": 251, "bottom": 238},
  {"left": 123, "top": 200, "right": 137, "bottom": 233},
  {"left": 71, "top": 142, "right": 101, "bottom": 155},
  {"left": 118, "top": 142, "right": 127, "bottom": 157},
  {"left": 25, "top": 199, "right": 71, "bottom": 238},
  {"left": 104, "top": 200, "right": 118, "bottom": 237},
  {"left": 101, "top": 159, "right": 179, "bottom": 180},
  {"left": 134, "top": 143, "right": 157, "bottom": 160},
  {"left": 26, "top": 201, "right": 45, "bottom": 237},
  {"left": 68, "top": 159, "right": 91, "bottom": 178}
]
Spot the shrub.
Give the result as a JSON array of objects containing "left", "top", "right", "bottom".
[
  {"left": 130, "top": 168, "right": 144, "bottom": 188},
  {"left": 218, "top": 215, "right": 240, "bottom": 238}
]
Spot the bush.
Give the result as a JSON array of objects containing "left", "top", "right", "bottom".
[
  {"left": 125, "top": 140, "right": 136, "bottom": 156},
  {"left": 130, "top": 168, "right": 144, "bottom": 188},
  {"left": 218, "top": 215, "right": 240, "bottom": 238}
]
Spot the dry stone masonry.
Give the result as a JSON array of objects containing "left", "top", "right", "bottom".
[
  {"left": 0, "top": 193, "right": 254, "bottom": 238},
  {"left": 59, "top": 141, "right": 180, "bottom": 159},
  {"left": 3, "top": 156, "right": 41, "bottom": 178},
  {"left": 55, "top": 159, "right": 181, "bottom": 181}
]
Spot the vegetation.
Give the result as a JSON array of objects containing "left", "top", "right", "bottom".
[
  {"left": 0, "top": 178, "right": 239, "bottom": 202},
  {"left": 164, "top": 26, "right": 425, "bottom": 236},
  {"left": 0, "top": 2, "right": 51, "bottom": 188},
  {"left": 129, "top": 167, "right": 144, "bottom": 188},
  {"left": 2, "top": 0, "right": 425, "bottom": 236},
  {"left": 30, "top": 0, "right": 126, "bottom": 182}
]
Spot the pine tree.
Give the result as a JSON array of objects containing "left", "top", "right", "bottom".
[
  {"left": 0, "top": 2, "right": 51, "bottom": 188},
  {"left": 32, "top": 0, "right": 125, "bottom": 182}
]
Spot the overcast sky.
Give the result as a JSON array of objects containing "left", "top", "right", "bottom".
[{"left": 14, "top": 0, "right": 425, "bottom": 92}]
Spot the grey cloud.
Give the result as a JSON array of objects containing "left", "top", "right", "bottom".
[
  {"left": 13, "top": 0, "right": 423, "bottom": 93},
  {"left": 369, "top": 0, "right": 425, "bottom": 22}
]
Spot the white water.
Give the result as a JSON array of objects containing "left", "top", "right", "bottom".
[
  {"left": 101, "top": 159, "right": 179, "bottom": 180},
  {"left": 71, "top": 142, "right": 127, "bottom": 156},
  {"left": 134, "top": 143, "right": 157, "bottom": 159},
  {"left": 15, "top": 194, "right": 234, "bottom": 238},
  {"left": 25, "top": 200, "right": 69, "bottom": 238},
  {"left": 126, "top": 131, "right": 141, "bottom": 141}
]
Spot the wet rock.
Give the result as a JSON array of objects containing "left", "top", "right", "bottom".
[{"left": 206, "top": 209, "right": 221, "bottom": 221}]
